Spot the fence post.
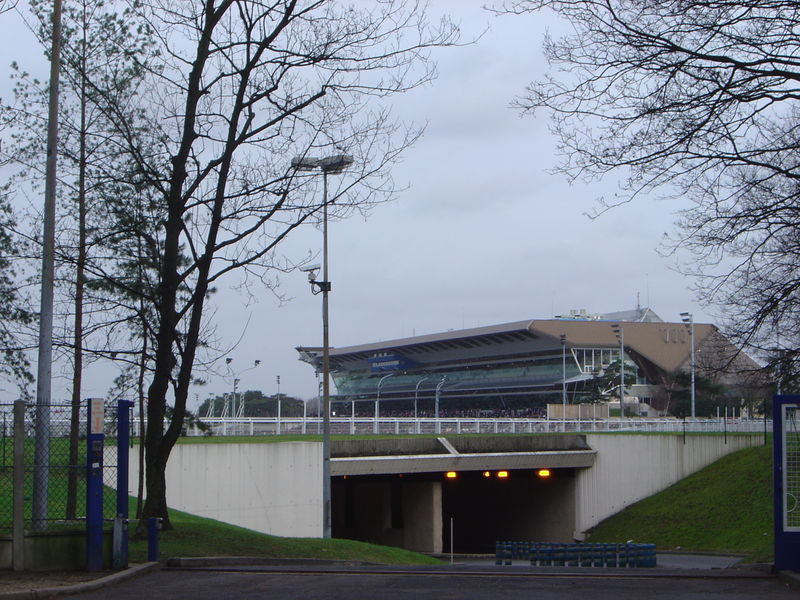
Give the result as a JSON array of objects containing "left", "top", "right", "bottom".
[
  {"left": 12, "top": 400, "right": 25, "bottom": 571},
  {"left": 147, "top": 517, "right": 161, "bottom": 561}
]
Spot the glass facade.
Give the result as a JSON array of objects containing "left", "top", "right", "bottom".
[{"left": 333, "top": 355, "right": 585, "bottom": 397}]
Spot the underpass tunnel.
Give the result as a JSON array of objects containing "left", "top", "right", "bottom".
[
  {"left": 332, "top": 473, "right": 443, "bottom": 553},
  {"left": 331, "top": 468, "right": 577, "bottom": 554},
  {"left": 442, "top": 468, "right": 576, "bottom": 554}
]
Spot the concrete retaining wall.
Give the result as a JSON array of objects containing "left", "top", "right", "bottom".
[
  {"left": 575, "top": 433, "right": 763, "bottom": 536},
  {"left": 129, "top": 434, "right": 763, "bottom": 544},
  {"left": 129, "top": 442, "right": 322, "bottom": 538}
]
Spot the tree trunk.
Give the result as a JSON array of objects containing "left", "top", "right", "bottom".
[
  {"left": 136, "top": 330, "right": 147, "bottom": 520},
  {"left": 66, "top": 7, "right": 89, "bottom": 520},
  {"left": 141, "top": 442, "right": 170, "bottom": 529}
]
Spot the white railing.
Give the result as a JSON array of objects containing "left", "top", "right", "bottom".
[
  {"left": 165, "top": 416, "right": 773, "bottom": 437},
  {"left": 20, "top": 414, "right": 771, "bottom": 438}
]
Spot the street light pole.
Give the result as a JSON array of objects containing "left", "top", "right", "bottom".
[
  {"left": 225, "top": 358, "right": 261, "bottom": 422},
  {"left": 276, "top": 375, "right": 281, "bottom": 435},
  {"left": 611, "top": 323, "right": 625, "bottom": 426},
  {"left": 560, "top": 334, "right": 567, "bottom": 431},
  {"left": 375, "top": 372, "right": 396, "bottom": 434},
  {"left": 414, "top": 375, "right": 431, "bottom": 433},
  {"left": 435, "top": 375, "right": 448, "bottom": 419},
  {"left": 681, "top": 312, "right": 696, "bottom": 418},
  {"left": 292, "top": 153, "right": 352, "bottom": 540}
]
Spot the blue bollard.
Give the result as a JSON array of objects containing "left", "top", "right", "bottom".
[{"left": 147, "top": 517, "right": 162, "bottom": 562}]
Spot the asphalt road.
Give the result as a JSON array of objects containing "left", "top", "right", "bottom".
[{"left": 69, "top": 566, "right": 798, "bottom": 600}]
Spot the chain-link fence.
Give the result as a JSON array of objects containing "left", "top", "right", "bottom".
[
  {"left": 0, "top": 400, "right": 124, "bottom": 535},
  {"left": 0, "top": 403, "right": 16, "bottom": 535}
]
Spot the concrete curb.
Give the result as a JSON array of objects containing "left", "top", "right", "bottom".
[
  {"left": 163, "top": 556, "right": 778, "bottom": 580},
  {"left": 167, "top": 556, "right": 371, "bottom": 568},
  {"left": 0, "top": 562, "right": 160, "bottom": 599},
  {"left": 778, "top": 570, "right": 800, "bottom": 591}
]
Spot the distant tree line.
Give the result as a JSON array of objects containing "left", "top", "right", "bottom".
[{"left": 198, "top": 390, "right": 305, "bottom": 419}]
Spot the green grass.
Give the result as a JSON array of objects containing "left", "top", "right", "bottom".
[
  {"left": 586, "top": 444, "right": 773, "bottom": 562},
  {"left": 127, "top": 504, "right": 441, "bottom": 565}
]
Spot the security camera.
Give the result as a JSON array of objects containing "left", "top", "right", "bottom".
[{"left": 301, "top": 264, "right": 321, "bottom": 281}]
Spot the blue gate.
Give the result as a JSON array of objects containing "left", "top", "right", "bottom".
[{"left": 774, "top": 395, "right": 800, "bottom": 571}]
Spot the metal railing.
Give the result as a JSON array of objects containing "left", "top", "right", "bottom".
[
  {"left": 162, "top": 415, "right": 772, "bottom": 437},
  {"left": 27, "top": 412, "right": 771, "bottom": 438}
]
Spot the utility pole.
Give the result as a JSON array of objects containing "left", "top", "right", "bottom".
[{"left": 34, "top": 0, "right": 63, "bottom": 529}]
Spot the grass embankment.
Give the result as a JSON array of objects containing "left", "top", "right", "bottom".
[
  {"left": 128, "top": 505, "right": 441, "bottom": 565},
  {"left": 587, "top": 444, "right": 773, "bottom": 562}
]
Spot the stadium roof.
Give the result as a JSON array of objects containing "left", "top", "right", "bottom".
[{"left": 297, "top": 308, "right": 725, "bottom": 376}]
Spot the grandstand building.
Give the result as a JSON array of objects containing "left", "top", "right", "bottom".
[{"left": 296, "top": 308, "right": 764, "bottom": 417}]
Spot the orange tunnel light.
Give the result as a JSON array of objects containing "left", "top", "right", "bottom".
[
  {"left": 445, "top": 471, "right": 458, "bottom": 479},
  {"left": 496, "top": 470, "right": 509, "bottom": 479},
  {"left": 482, "top": 471, "right": 491, "bottom": 478},
  {"left": 537, "top": 469, "right": 552, "bottom": 478}
]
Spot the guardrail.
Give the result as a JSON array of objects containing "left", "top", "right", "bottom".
[
  {"left": 495, "top": 541, "right": 657, "bottom": 568},
  {"left": 171, "top": 416, "right": 771, "bottom": 437},
  {"left": 15, "top": 412, "right": 769, "bottom": 437}
]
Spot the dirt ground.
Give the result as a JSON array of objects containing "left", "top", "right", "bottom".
[{"left": 0, "top": 570, "right": 107, "bottom": 593}]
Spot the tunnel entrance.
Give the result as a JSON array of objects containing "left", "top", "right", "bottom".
[
  {"left": 441, "top": 468, "right": 576, "bottom": 554},
  {"left": 331, "top": 468, "right": 576, "bottom": 554},
  {"left": 332, "top": 473, "right": 443, "bottom": 552}
]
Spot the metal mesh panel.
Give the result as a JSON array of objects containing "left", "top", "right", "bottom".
[
  {"left": 0, "top": 401, "right": 120, "bottom": 535},
  {"left": 0, "top": 404, "right": 15, "bottom": 535},
  {"left": 784, "top": 404, "right": 800, "bottom": 531}
]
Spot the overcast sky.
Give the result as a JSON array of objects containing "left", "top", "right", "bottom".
[{"left": 0, "top": 2, "right": 713, "bottom": 407}]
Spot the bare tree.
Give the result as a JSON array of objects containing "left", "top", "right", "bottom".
[
  {"left": 78, "top": 0, "right": 460, "bottom": 528},
  {"left": 502, "top": 0, "right": 800, "bottom": 369}
]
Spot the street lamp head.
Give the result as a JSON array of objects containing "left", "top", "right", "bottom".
[
  {"left": 254, "top": 360, "right": 261, "bottom": 367},
  {"left": 680, "top": 312, "right": 692, "bottom": 323},
  {"left": 319, "top": 154, "right": 353, "bottom": 174},
  {"left": 291, "top": 154, "right": 353, "bottom": 174},
  {"left": 291, "top": 156, "right": 321, "bottom": 171}
]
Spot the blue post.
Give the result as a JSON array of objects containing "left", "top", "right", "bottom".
[
  {"left": 147, "top": 517, "right": 161, "bottom": 562},
  {"left": 116, "top": 400, "right": 133, "bottom": 516},
  {"left": 86, "top": 399, "right": 105, "bottom": 571},
  {"left": 774, "top": 395, "right": 800, "bottom": 572},
  {"left": 114, "top": 400, "right": 134, "bottom": 569}
]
